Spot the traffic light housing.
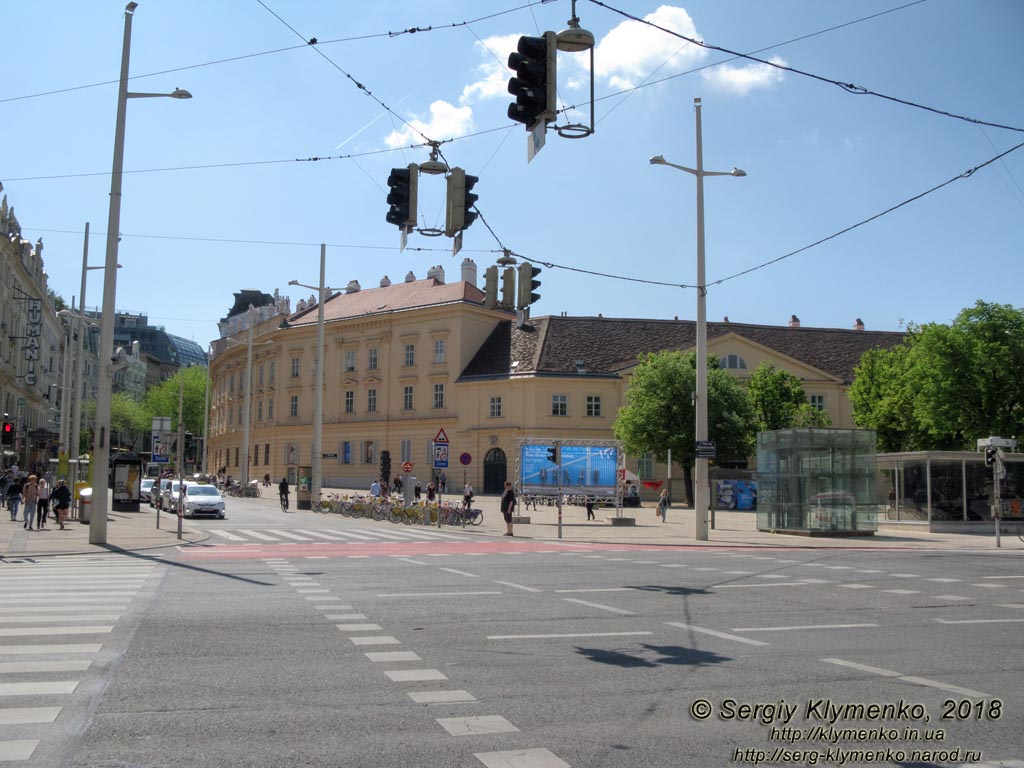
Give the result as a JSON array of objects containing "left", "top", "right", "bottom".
[
  {"left": 985, "top": 446, "right": 997, "bottom": 467},
  {"left": 516, "top": 262, "right": 541, "bottom": 310},
  {"left": 1, "top": 421, "right": 12, "bottom": 447},
  {"left": 483, "top": 265, "right": 499, "bottom": 309},
  {"left": 500, "top": 267, "right": 516, "bottom": 310},
  {"left": 445, "top": 167, "right": 479, "bottom": 237},
  {"left": 385, "top": 164, "right": 418, "bottom": 230},
  {"left": 380, "top": 450, "right": 392, "bottom": 486},
  {"left": 546, "top": 445, "right": 559, "bottom": 464},
  {"left": 507, "top": 32, "right": 557, "bottom": 129}
]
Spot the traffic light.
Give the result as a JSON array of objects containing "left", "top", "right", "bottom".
[
  {"left": 546, "top": 445, "right": 559, "bottom": 464},
  {"left": 985, "top": 446, "right": 997, "bottom": 467},
  {"left": 507, "top": 32, "right": 557, "bottom": 129},
  {"left": 385, "top": 164, "right": 418, "bottom": 229},
  {"left": 500, "top": 267, "right": 516, "bottom": 310},
  {"left": 445, "top": 167, "right": 479, "bottom": 237},
  {"left": 516, "top": 262, "right": 541, "bottom": 310},
  {"left": 1, "top": 421, "right": 12, "bottom": 447},
  {"left": 380, "top": 450, "right": 392, "bottom": 486},
  {"left": 483, "top": 265, "right": 499, "bottom": 309}
]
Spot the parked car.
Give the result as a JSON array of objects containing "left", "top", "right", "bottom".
[
  {"left": 182, "top": 484, "right": 226, "bottom": 519},
  {"left": 152, "top": 478, "right": 173, "bottom": 510},
  {"left": 140, "top": 478, "right": 156, "bottom": 504},
  {"left": 161, "top": 480, "right": 185, "bottom": 512}
]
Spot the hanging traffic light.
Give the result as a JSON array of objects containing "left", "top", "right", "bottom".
[
  {"left": 546, "top": 445, "right": 559, "bottom": 464},
  {"left": 507, "top": 32, "right": 557, "bottom": 129},
  {"left": 445, "top": 167, "right": 479, "bottom": 237},
  {"left": 516, "top": 262, "right": 542, "bottom": 310},
  {"left": 500, "top": 267, "right": 516, "bottom": 310},
  {"left": 483, "top": 265, "right": 499, "bottom": 309},
  {"left": 385, "top": 164, "right": 418, "bottom": 229},
  {"left": 1, "top": 421, "right": 12, "bottom": 447}
]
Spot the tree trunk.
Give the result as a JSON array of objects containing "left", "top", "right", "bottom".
[{"left": 682, "top": 464, "right": 694, "bottom": 507}]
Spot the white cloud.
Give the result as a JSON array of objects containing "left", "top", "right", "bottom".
[
  {"left": 701, "top": 55, "right": 787, "bottom": 95},
  {"left": 461, "top": 33, "right": 522, "bottom": 104},
  {"left": 383, "top": 100, "right": 474, "bottom": 148}
]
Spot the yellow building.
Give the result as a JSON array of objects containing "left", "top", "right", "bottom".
[{"left": 207, "top": 264, "right": 903, "bottom": 496}]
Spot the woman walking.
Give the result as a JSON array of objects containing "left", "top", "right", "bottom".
[
  {"left": 7, "top": 477, "right": 22, "bottom": 522},
  {"left": 657, "top": 488, "right": 670, "bottom": 523},
  {"left": 22, "top": 475, "right": 38, "bottom": 530},
  {"left": 36, "top": 477, "right": 50, "bottom": 529}
]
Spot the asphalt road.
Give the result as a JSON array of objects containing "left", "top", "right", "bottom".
[{"left": 2, "top": 501, "right": 1023, "bottom": 767}]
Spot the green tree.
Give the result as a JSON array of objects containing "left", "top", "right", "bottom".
[
  {"left": 613, "top": 351, "right": 755, "bottom": 504},
  {"left": 747, "top": 362, "right": 809, "bottom": 431},
  {"left": 110, "top": 393, "right": 148, "bottom": 451},
  {"left": 142, "top": 366, "right": 208, "bottom": 437}
]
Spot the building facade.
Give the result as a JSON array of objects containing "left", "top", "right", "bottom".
[{"left": 207, "top": 261, "right": 904, "bottom": 496}]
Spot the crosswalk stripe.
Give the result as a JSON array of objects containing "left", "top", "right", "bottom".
[
  {"left": 265, "top": 530, "right": 314, "bottom": 541},
  {"left": 235, "top": 529, "right": 279, "bottom": 541},
  {"left": 206, "top": 529, "right": 248, "bottom": 541}
]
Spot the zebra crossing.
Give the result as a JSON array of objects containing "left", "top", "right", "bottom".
[
  {"left": 202, "top": 525, "right": 472, "bottom": 545},
  {"left": 0, "top": 554, "right": 163, "bottom": 763}
]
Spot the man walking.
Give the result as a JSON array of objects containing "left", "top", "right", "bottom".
[
  {"left": 52, "top": 478, "right": 72, "bottom": 530},
  {"left": 500, "top": 481, "right": 516, "bottom": 537}
]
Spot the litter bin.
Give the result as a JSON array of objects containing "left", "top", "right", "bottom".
[{"left": 79, "top": 487, "right": 93, "bottom": 523}]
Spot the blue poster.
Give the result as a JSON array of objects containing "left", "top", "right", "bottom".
[
  {"left": 716, "top": 480, "right": 757, "bottom": 510},
  {"left": 520, "top": 444, "right": 617, "bottom": 494}
]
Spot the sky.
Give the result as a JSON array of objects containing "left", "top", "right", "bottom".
[{"left": 3, "top": 0, "right": 1023, "bottom": 348}]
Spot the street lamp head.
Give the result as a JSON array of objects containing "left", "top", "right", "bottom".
[
  {"left": 288, "top": 280, "right": 299, "bottom": 286},
  {"left": 126, "top": 2, "right": 138, "bottom": 13},
  {"left": 731, "top": 168, "right": 747, "bottom": 177},
  {"left": 649, "top": 155, "right": 666, "bottom": 165},
  {"left": 169, "top": 89, "right": 192, "bottom": 99}
]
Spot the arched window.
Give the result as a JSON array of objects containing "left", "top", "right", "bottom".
[{"left": 719, "top": 353, "right": 747, "bottom": 370}]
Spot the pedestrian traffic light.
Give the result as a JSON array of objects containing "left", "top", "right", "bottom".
[
  {"left": 385, "top": 164, "right": 418, "bottom": 230},
  {"left": 445, "top": 167, "right": 479, "bottom": 237},
  {"left": 1, "top": 421, "right": 12, "bottom": 446},
  {"left": 507, "top": 32, "right": 557, "bottom": 129},
  {"left": 483, "top": 265, "right": 499, "bottom": 309},
  {"left": 546, "top": 445, "right": 559, "bottom": 464},
  {"left": 500, "top": 267, "right": 516, "bottom": 310},
  {"left": 985, "top": 446, "right": 997, "bottom": 467},
  {"left": 516, "top": 262, "right": 542, "bottom": 310}
]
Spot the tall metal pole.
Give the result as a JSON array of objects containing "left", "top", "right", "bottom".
[
  {"left": 693, "top": 97, "right": 709, "bottom": 542},
  {"left": 91, "top": 2, "right": 137, "bottom": 545},
  {"left": 311, "top": 244, "right": 326, "bottom": 509},
  {"left": 202, "top": 346, "right": 210, "bottom": 475},
  {"left": 70, "top": 223, "right": 89, "bottom": 472},
  {"left": 58, "top": 298, "right": 75, "bottom": 454},
  {"left": 240, "top": 305, "right": 254, "bottom": 485}
]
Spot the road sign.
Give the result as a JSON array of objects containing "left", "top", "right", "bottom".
[
  {"left": 433, "top": 443, "right": 449, "bottom": 469},
  {"left": 402, "top": 461, "right": 413, "bottom": 473},
  {"left": 433, "top": 428, "right": 449, "bottom": 444},
  {"left": 459, "top": 452, "right": 472, "bottom": 466},
  {"left": 695, "top": 440, "right": 717, "bottom": 459},
  {"left": 151, "top": 456, "right": 170, "bottom": 463},
  {"left": 322, "top": 452, "right": 338, "bottom": 459}
]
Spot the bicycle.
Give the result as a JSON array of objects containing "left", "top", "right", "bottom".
[{"left": 280, "top": 493, "right": 290, "bottom": 513}]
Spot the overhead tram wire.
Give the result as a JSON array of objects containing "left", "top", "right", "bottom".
[{"left": 586, "top": 0, "right": 1024, "bottom": 134}]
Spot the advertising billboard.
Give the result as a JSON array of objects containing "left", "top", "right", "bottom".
[{"left": 520, "top": 444, "right": 618, "bottom": 494}]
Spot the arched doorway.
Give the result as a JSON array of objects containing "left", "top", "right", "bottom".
[{"left": 483, "top": 447, "right": 507, "bottom": 494}]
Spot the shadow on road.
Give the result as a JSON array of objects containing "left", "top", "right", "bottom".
[{"left": 575, "top": 643, "right": 729, "bottom": 669}]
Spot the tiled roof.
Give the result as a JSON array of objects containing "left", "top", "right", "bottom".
[
  {"left": 288, "top": 278, "right": 485, "bottom": 324},
  {"left": 460, "top": 316, "right": 904, "bottom": 384}
]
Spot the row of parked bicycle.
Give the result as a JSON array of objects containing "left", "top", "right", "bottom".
[{"left": 317, "top": 494, "right": 483, "bottom": 526}]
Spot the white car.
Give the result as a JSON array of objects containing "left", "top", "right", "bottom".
[
  {"left": 182, "top": 484, "right": 226, "bottom": 519},
  {"left": 161, "top": 480, "right": 184, "bottom": 512},
  {"left": 140, "top": 478, "right": 156, "bottom": 503}
]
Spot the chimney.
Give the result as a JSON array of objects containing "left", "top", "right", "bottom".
[
  {"left": 296, "top": 299, "right": 307, "bottom": 312},
  {"left": 789, "top": 314, "right": 800, "bottom": 328},
  {"left": 723, "top": 316, "right": 729, "bottom": 322},
  {"left": 404, "top": 271, "right": 416, "bottom": 283},
  {"left": 308, "top": 294, "right": 316, "bottom": 306},
  {"left": 853, "top": 318, "right": 865, "bottom": 331},
  {"left": 345, "top": 280, "right": 361, "bottom": 294},
  {"left": 380, "top": 275, "right": 391, "bottom": 288},
  {"left": 461, "top": 257, "right": 477, "bottom": 287},
  {"left": 435, "top": 264, "right": 445, "bottom": 283}
]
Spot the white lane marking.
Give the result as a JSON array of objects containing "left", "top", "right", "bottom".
[
  {"left": 0, "top": 605, "right": 128, "bottom": 614},
  {"left": 408, "top": 690, "right": 476, "bottom": 704},
  {"left": 335, "top": 624, "right": 383, "bottom": 632},
  {"left": 562, "top": 598, "right": 634, "bottom": 615},
  {"left": 207, "top": 529, "right": 247, "bottom": 541},
  {"left": 884, "top": 589, "right": 920, "bottom": 595},
  {"left": 933, "top": 595, "right": 973, "bottom": 601},
  {"left": 305, "top": 596, "right": 341, "bottom": 601},
  {"left": 297, "top": 529, "right": 365, "bottom": 541},
  {"left": 659, "top": 564, "right": 688, "bottom": 568},
  {"left": 581, "top": 555, "right": 606, "bottom": 559},
  {"left": 715, "top": 582, "right": 810, "bottom": 589},
  {"left": 732, "top": 623, "right": 879, "bottom": 633},
  {"left": 0, "top": 707, "right": 61, "bottom": 725},
  {"left": 821, "top": 658, "right": 991, "bottom": 698},
  {"left": 995, "top": 603, "right": 1024, "bottom": 609},
  {"left": 235, "top": 529, "right": 279, "bottom": 541},
  {"left": 474, "top": 747, "right": 571, "bottom": 768},
  {"left": 324, "top": 614, "right": 367, "bottom": 621},
  {"left": 437, "top": 715, "right": 519, "bottom": 736},
  {"left": 927, "top": 577, "right": 962, "bottom": 583},
  {"left": 797, "top": 579, "right": 832, "bottom": 584},
  {"left": 554, "top": 588, "right": 636, "bottom": 594},
  {"left": 313, "top": 604, "right": 352, "bottom": 611},
  {"left": 0, "top": 681, "right": 78, "bottom": 696},
  {"left": 295, "top": 589, "right": 329, "bottom": 594},
  {"left": 838, "top": 584, "right": 874, "bottom": 590},
  {"left": 935, "top": 618, "right": 1024, "bottom": 625},
  {"left": 972, "top": 583, "right": 1008, "bottom": 589},
  {"left": 0, "top": 739, "right": 39, "bottom": 760},
  {"left": 983, "top": 575, "right": 1024, "bottom": 579},
  {"left": 384, "top": 669, "right": 448, "bottom": 682},
  {"left": 305, "top": 556, "right": 329, "bottom": 560},
  {"left": 891, "top": 573, "right": 919, "bottom": 578},
  {"left": 755, "top": 575, "right": 788, "bottom": 579},
  {"left": 855, "top": 569, "right": 884, "bottom": 574},
  {"left": 392, "top": 557, "right": 429, "bottom": 565},
  {"left": 347, "top": 555, "right": 370, "bottom": 559},
  {"left": 0, "top": 626, "right": 112, "bottom": 637},
  {"left": 665, "top": 622, "right": 769, "bottom": 647},
  {"left": 378, "top": 591, "right": 502, "bottom": 598},
  {"left": 0, "top": 644, "right": 101, "bottom": 656},
  {"left": 0, "top": 661, "right": 90, "bottom": 674},
  {"left": 0, "top": 614, "right": 122, "bottom": 624},
  {"left": 494, "top": 581, "right": 542, "bottom": 593},
  {"left": 825, "top": 566, "right": 853, "bottom": 570},
  {"left": 723, "top": 570, "right": 754, "bottom": 575},
  {"left": 439, "top": 568, "right": 479, "bottom": 578},
  {"left": 265, "top": 530, "right": 314, "bottom": 541},
  {"left": 349, "top": 636, "right": 401, "bottom": 646},
  {"left": 487, "top": 631, "right": 652, "bottom": 640},
  {"left": 365, "top": 651, "right": 421, "bottom": 663}
]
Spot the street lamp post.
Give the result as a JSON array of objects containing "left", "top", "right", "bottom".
[
  {"left": 240, "top": 305, "right": 255, "bottom": 486},
  {"left": 650, "top": 97, "right": 746, "bottom": 542},
  {"left": 289, "top": 244, "right": 330, "bottom": 510},
  {"left": 91, "top": 1, "right": 191, "bottom": 544}
]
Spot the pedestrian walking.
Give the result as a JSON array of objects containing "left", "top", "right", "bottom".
[
  {"left": 414, "top": 481, "right": 422, "bottom": 501},
  {"left": 586, "top": 499, "right": 596, "bottom": 520},
  {"left": 500, "top": 481, "right": 516, "bottom": 536},
  {"left": 263, "top": 473, "right": 271, "bottom": 488},
  {"left": 36, "top": 477, "right": 50, "bottom": 529},
  {"left": 52, "top": 478, "right": 72, "bottom": 530},
  {"left": 426, "top": 482, "right": 436, "bottom": 503},
  {"left": 439, "top": 472, "right": 447, "bottom": 493},
  {"left": 657, "top": 488, "right": 670, "bottom": 523},
  {"left": 22, "top": 475, "right": 38, "bottom": 530},
  {"left": 7, "top": 477, "right": 22, "bottom": 521},
  {"left": 462, "top": 481, "right": 473, "bottom": 510}
]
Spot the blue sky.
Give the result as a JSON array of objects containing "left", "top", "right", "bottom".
[{"left": 4, "top": 0, "right": 1023, "bottom": 346}]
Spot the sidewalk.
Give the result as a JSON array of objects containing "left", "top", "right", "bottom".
[{"left": 1, "top": 504, "right": 206, "bottom": 559}]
